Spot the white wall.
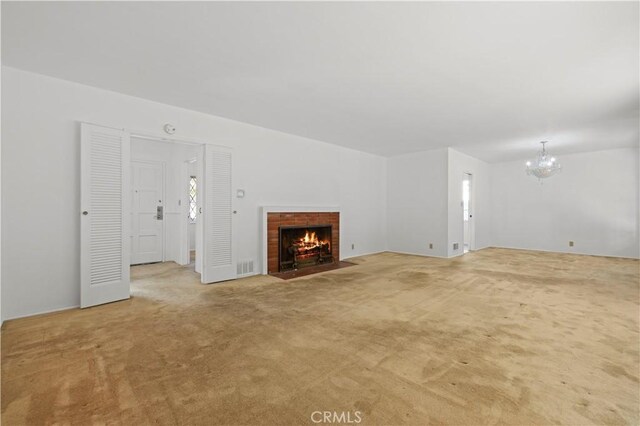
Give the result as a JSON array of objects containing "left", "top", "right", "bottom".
[
  {"left": 387, "top": 147, "right": 492, "bottom": 258},
  {"left": 491, "top": 148, "right": 639, "bottom": 258},
  {"left": 131, "top": 138, "right": 198, "bottom": 264},
  {"left": 0, "top": 19, "right": 3, "bottom": 327},
  {"left": 1, "top": 67, "right": 388, "bottom": 320},
  {"left": 387, "top": 148, "right": 449, "bottom": 257},
  {"left": 447, "top": 148, "right": 491, "bottom": 257},
  {"left": 3, "top": 64, "right": 636, "bottom": 322}
]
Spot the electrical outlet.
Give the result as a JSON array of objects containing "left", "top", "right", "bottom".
[
  {"left": 429, "top": 243, "right": 433, "bottom": 249},
  {"left": 569, "top": 241, "right": 574, "bottom": 247},
  {"left": 453, "top": 243, "right": 459, "bottom": 250},
  {"left": 351, "top": 243, "right": 355, "bottom": 250}
]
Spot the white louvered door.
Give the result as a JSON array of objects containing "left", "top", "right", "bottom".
[
  {"left": 81, "top": 123, "right": 131, "bottom": 308},
  {"left": 201, "top": 145, "right": 236, "bottom": 283}
]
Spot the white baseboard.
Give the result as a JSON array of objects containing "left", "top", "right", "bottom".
[
  {"left": 385, "top": 246, "right": 491, "bottom": 260},
  {"left": 3, "top": 304, "right": 80, "bottom": 322},
  {"left": 489, "top": 245, "right": 640, "bottom": 260},
  {"left": 391, "top": 245, "right": 637, "bottom": 261},
  {"left": 341, "top": 249, "right": 387, "bottom": 260},
  {"left": 384, "top": 249, "right": 450, "bottom": 259}
]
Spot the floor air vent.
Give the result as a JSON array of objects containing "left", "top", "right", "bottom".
[{"left": 237, "top": 259, "right": 255, "bottom": 276}]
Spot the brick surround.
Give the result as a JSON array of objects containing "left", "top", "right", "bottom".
[{"left": 267, "top": 212, "right": 339, "bottom": 274}]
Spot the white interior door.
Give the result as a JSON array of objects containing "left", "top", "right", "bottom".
[
  {"left": 201, "top": 145, "right": 236, "bottom": 283},
  {"left": 81, "top": 123, "right": 130, "bottom": 308},
  {"left": 130, "top": 160, "right": 164, "bottom": 265}
]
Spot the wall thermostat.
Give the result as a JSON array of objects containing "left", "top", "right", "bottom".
[
  {"left": 236, "top": 189, "right": 245, "bottom": 198},
  {"left": 163, "top": 124, "right": 176, "bottom": 135}
]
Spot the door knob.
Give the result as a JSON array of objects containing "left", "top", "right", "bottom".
[{"left": 82, "top": 211, "right": 88, "bottom": 216}]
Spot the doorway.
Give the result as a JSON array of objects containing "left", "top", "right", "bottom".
[
  {"left": 463, "top": 173, "right": 472, "bottom": 253},
  {"left": 81, "top": 122, "right": 237, "bottom": 308},
  {"left": 129, "top": 136, "right": 201, "bottom": 272}
]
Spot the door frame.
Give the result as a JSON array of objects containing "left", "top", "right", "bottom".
[
  {"left": 129, "top": 133, "right": 203, "bottom": 269},
  {"left": 130, "top": 158, "right": 166, "bottom": 264},
  {"left": 126, "top": 129, "right": 234, "bottom": 284},
  {"left": 462, "top": 171, "right": 474, "bottom": 253}
]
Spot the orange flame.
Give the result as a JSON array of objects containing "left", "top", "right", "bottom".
[
  {"left": 302, "top": 231, "right": 317, "bottom": 244},
  {"left": 296, "top": 230, "right": 330, "bottom": 252}
]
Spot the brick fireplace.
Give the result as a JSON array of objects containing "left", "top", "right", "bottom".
[{"left": 266, "top": 212, "right": 339, "bottom": 274}]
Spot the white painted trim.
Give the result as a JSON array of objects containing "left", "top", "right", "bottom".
[
  {"left": 390, "top": 244, "right": 630, "bottom": 261},
  {"left": 387, "top": 246, "right": 491, "bottom": 260},
  {"left": 488, "top": 245, "right": 640, "bottom": 260},
  {"left": 341, "top": 250, "right": 386, "bottom": 260},
  {"left": 3, "top": 305, "right": 80, "bottom": 322},
  {"left": 386, "top": 250, "right": 451, "bottom": 259},
  {"left": 260, "top": 205, "right": 340, "bottom": 275}
]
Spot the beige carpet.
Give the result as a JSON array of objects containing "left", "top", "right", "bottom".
[{"left": 2, "top": 249, "right": 639, "bottom": 425}]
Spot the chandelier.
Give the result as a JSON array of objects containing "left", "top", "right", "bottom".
[{"left": 525, "top": 141, "right": 561, "bottom": 180}]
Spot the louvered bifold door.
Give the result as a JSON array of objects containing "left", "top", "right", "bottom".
[
  {"left": 202, "top": 145, "right": 236, "bottom": 283},
  {"left": 80, "top": 123, "right": 131, "bottom": 308}
]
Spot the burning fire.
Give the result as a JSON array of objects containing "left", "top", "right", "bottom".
[
  {"left": 302, "top": 231, "right": 316, "bottom": 244},
  {"left": 296, "top": 230, "right": 330, "bottom": 252}
]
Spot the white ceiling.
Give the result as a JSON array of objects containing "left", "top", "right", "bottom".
[{"left": 2, "top": 1, "right": 638, "bottom": 162}]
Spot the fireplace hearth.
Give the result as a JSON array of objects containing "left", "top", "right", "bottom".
[{"left": 279, "top": 225, "right": 333, "bottom": 272}]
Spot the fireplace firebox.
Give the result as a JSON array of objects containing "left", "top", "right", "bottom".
[{"left": 279, "top": 225, "right": 334, "bottom": 271}]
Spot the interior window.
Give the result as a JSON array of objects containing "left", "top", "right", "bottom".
[{"left": 189, "top": 176, "right": 197, "bottom": 223}]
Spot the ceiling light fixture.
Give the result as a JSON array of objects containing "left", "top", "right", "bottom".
[{"left": 525, "top": 141, "right": 562, "bottom": 180}]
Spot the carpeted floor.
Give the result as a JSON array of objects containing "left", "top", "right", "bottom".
[{"left": 2, "top": 249, "right": 639, "bottom": 425}]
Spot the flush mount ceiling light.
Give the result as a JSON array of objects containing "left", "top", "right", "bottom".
[{"left": 525, "top": 141, "right": 562, "bottom": 180}]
